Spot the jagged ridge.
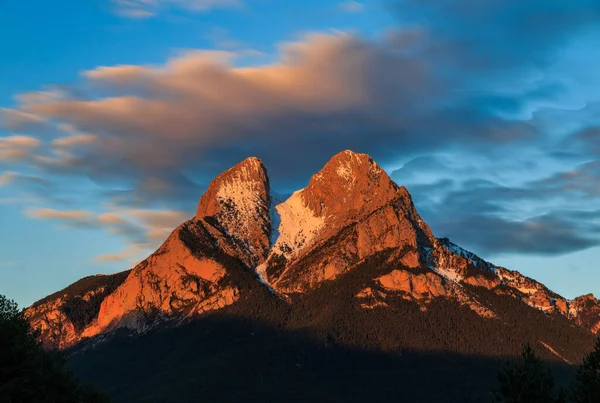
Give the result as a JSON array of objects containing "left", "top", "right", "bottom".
[{"left": 25, "top": 150, "right": 600, "bottom": 352}]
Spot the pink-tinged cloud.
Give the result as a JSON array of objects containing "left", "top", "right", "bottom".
[
  {"left": 93, "top": 245, "right": 143, "bottom": 263},
  {"left": 52, "top": 134, "right": 97, "bottom": 148},
  {"left": 18, "top": 33, "right": 439, "bottom": 176},
  {"left": 0, "top": 136, "right": 41, "bottom": 162},
  {"left": 0, "top": 109, "right": 46, "bottom": 130},
  {"left": 25, "top": 206, "right": 188, "bottom": 262}
]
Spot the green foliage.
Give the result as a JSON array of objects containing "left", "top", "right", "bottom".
[
  {"left": 0, "top": 294, "right": 109, "bottom": 403},
  {"left": 569, "top": 338, "right": 600, "bottom": 403},
  {"left": 495, "top": 344, "right": 559, "bottom": 403}
]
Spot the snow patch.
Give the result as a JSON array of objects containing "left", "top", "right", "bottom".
[
  {"left": 433, "top": 265, "right": 463, "bottom": 282},
  {"left": 213, "top": 163, "right": 267, "bottom": 246},
  {"left": 269, "top": 193, "right": 287, "bottom": 247},
  {"left": 271, "top": 189, "right": 325, "bottom": 259},
  {"left": 442, "top": 240, "right": 497, "bottom": 275},
  {"left": 423, "top": 246, "right": 465, "bottom": 282}
]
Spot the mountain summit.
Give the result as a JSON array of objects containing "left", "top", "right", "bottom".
[
  {"left": 261, "top": 150, "right": 439, "bottom": 293},
  {"left": 196, "top": 156, "right": 272, "bottom": 267},
  {"left": 25, "top": 150, "right": 600, "bottom": 363}
]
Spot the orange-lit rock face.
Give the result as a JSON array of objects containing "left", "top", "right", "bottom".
[
  {"left": 196, "top": 157, "right": 271, "bottom": 267},
  {"left": 262, "top": 150, "right": 438, "bottom": 292},
  {"left": 378, "top": 270, "right": 448, "bottom": 299},
  {"left": 23, "top": 273, "right": 130, "bottom": 350},
  {"left": 359, "top": 269, "right": 496, "bottom": 318},
  {"left": 570, "top": 294, "right": 600, "bottom": 334},
  {"left": 304, "top": 151, "right": 400, "bottom": 219},
  {"left": 267, "top": 199, "right": 434, "bottom": 293},
  {"left": 92, "top": 221, "right": 238, "bottom": 335},
  {"left": 32, "top": 219, "right": 245, "bottom": 347},
  {"left": 462, "top": 275, "right": 500, "bottom": 290},
  {"left": 24, "top": 299, "right": 79, "bottom": 350},
  {"left": 495, "top": 267, "right": 568, "bottom": 314}
]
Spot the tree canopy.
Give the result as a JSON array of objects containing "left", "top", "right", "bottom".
[{"left": 0, "top": 294, "right": 109, "bottom": 403}]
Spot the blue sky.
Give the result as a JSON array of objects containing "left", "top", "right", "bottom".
[{"left": 1, "top": 0, "right": 600, "bottom": 307}]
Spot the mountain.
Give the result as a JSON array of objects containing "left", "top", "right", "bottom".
[{"left": 24, "top": 150, "right": 600, "bottom": 402}]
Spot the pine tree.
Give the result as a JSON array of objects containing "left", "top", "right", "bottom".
[
  {"left": 495, "top": 343, "right": 558, "bottom": 403},
  {"left": 0, "top": 294, "right": 109, "bottom": 402},
  {"left": 569, "top": 338, "right": 600, "bottom": 403}
]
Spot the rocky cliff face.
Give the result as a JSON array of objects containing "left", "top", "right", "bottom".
[
  {"left": 195, "top": 157, "right": 272, "bottom": 267},
  {"left": 25, "top": 150, "right": 600, "bottom": 349},
  {"left": 24, "top": 271, "right": 130, "bottom": 349},
  {"left": 259, "top": 151, "right": 437, "bottom": 291},
  {"left": 26, "top": 157, "right": 272, "bottom": 349},
  {"left": 80, "top": 220, "right": 242, "bottom": 340},
  {"left": 570, "top": 294, "right": 600, "bottom": 334}
]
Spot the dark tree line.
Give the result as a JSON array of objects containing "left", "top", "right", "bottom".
[
  {"left": 0, "top": 294, "right": 109, "bottom": 402},
  {"left": 496, "top": 340, "right": 600, "bottom": 403}
]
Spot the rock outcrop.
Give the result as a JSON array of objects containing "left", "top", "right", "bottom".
[
  {"left": 570, "top": 294, "right": 600, "bottom": 334},
  {"left": 24, "top": 271, "right": 130, "bottom": 349},
  {"left": 195, "top": 157, "right": 272, "bottom": 267},
  {"left": 260, "top": 150, "right": 437, "bottom": 291},
  {"left": 27, "top": 158, "right": 272, "bottom": 349}
]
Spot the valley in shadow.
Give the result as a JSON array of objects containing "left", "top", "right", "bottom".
[{"left": 68, "top": 314, "right": 577, "bottom": 403}]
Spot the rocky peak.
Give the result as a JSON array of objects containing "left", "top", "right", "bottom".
[
  {"left": 304, "top": 150, "right": 400, "bottom": 217},
  {"left": 268, "top": 151, "right": 412, "bottom": 261},
  {"left": 260, "top": 151, "right": 442, "bottom": 291},
  {"left": 569, "top": 294, "right": 600, "bottom": 334},
  {"left": 574, "top": 293, "right": 596, "bottom": 302},
  {"left": 196, "top": 157, "right": 271, "bottom": 266}
]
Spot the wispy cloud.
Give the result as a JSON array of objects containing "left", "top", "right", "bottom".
[
  {"left": 27, "top": 208, "right": 94, "bottom": 224},
  {"left": 0, "top": 136, "right": 41, "bottom": 162},
  {"left": 339, "top": 1, "right": 364, "bottom": 13},
  {"left": 25, "top": 207, "right": 188, "bottom": 262},
  {"left": 3, "top": 0, "right": 600, "bottom": 259},
  {"left": 112, "top": 0, "right": 241, "bottom": 19},
  {"left": 94, "top": 245, "right": 143, "bottom": 263}
]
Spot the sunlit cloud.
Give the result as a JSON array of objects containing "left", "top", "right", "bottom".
[
  {"left": 2, "top": 0, "right": 600, "bottom": 260},
  {"left": 0, "top": 136, "right": 41, "bottom": 162},
  {"left": 25, "top": 206, "right": 188, "bottom": 262}
]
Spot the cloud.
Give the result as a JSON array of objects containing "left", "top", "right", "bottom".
[
  {"left": 392, "top": 0, "right": 600, "bottom": 69},
  {"left": 391, "top": 156, "right": 451, "bottom": 181},
  {"left": 3, "top": 0, "right": 600, "bottom": 260},
  {"left": 205, "top": 27, "right": 246, "bottom": 50},
  {"left": 339, "top": 1, "right": 364, "bottom": 13},
  {"left": 432, "top": 210, "right": 600, "bottom": 257},
  {"left": 8, "top": 31, "right": 546, "bottom": 197},
  {"left": 0, "top": 172, "right": 53, "bottom": 204},
  {"left": 26, "top": 208, "right": 96, "bottom": 227},
  {"left": 52, "top": 134, "right": 97, "bottom": 148},
  {"left": 25, "top": 206, "right": 188, "bottom": 262},
  {"left": 112, "top": 0, "right": 241, "bottom": 19},
  {"left": 0, "top": 136, "right": 41, "bottom": 162},
  {"left": 0, "top": 109, "right": 46, "bottom": 131},
  {"left": 94, "top": 245, "right": 143, "bottom": 263},
  {"left": 403, "top": 156, "right": 600, "bottom": 257}
]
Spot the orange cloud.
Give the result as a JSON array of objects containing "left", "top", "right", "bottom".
[
  {"left": 0, "top": 136, "right": 41, "bottom": 162},
  {"left": 26, "top": 206, "right": 188, "bottom": 262}
]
